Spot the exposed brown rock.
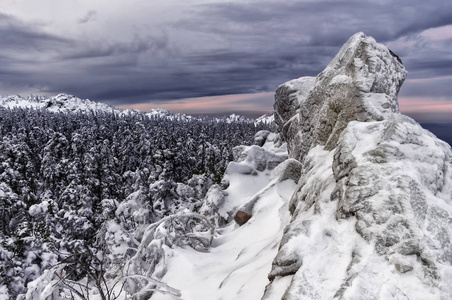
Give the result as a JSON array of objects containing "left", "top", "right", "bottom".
[{"left": 234, "top": 210, "right": 252, "bottom": 226}]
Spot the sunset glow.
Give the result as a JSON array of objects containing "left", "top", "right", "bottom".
[
  {"left": 116, "top": 92, "right": 274, "bottom": 115},
  {"left": 399, "top": 97, "right": 452, "bottom": 112}
]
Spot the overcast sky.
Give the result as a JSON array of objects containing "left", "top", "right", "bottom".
[{"left": 1, "top": 0, "right": 452, "bottom": 120}]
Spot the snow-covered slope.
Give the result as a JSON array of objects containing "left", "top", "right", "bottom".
[{"left": 152, "top": 135, "right": 293, "bottom": 299}]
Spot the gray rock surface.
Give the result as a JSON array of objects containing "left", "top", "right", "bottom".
[
  {"left": 291, "top": 32, "right": 405, "bottom": 161},
  {"left": 274, "top": 77, "right": 316, "bottom": 158},
  {"left": 274, "top": 77, "right": 316, "bottom": 129},
  {"left": 231, "top": 144, "right": 287, "bottom": 173},
  {"left": 254, "top": 130, "right": 272, "bottom": 147}
]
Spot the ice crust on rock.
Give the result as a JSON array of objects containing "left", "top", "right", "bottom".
[{"left": 265, "top": 32, "right": 452, "bottom": 299}]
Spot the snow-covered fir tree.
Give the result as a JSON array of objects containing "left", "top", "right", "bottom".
[{"left": 0, "top": 105, "right": 270, "bottom": 298}]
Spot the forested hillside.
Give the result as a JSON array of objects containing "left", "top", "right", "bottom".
[{"left": 0, "top": 106, "right": 271, "bottom": 298}]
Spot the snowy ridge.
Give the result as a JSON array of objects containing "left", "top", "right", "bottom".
[{"left": 255, "top": 113, "right": 275, "bottom": 125}]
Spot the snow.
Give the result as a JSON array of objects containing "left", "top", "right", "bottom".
[
  {"left": 255, "top": 114, "right": 275, "bottom": 125},
  {"left": 0, "top": 93, "right": 116, "bottom": 114},
  {"left": 149, "top": 138, "right": 295, "bottom": 300},
  {"left": 226, "top": 113, "right": 249, "bottom": 123},
  {"left": 5, "top": 32, "right": 452, "bottom": 299},
  {"left": 266, "top": 130, "right": 451, "bottom": 299},
  {"left": 330, "top": 74, "right": 353, "bottom": 85},
  {"left": 28, "top": 200, "right": 49, "bottom": 217},
  {"left": 0, "top": 285, "right": 8, "bottom": 300},
  {"left": 280, "top": 76, "right": 316, "bottom": 107}
]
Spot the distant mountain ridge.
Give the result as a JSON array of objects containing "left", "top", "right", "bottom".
[
  {"left": 0, "top": 93, "right": 115, "bottom": 114},
  {"left": 0, "top": 93, "right": 272, "bottom": 125}
]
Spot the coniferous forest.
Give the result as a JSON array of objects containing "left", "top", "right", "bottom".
[{"left": 0, "top": 106, "right": 271, "bottom": 297}]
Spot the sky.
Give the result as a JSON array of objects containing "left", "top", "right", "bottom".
[{"left": 0, "top": 0, "right": 452, "bottom": 121}]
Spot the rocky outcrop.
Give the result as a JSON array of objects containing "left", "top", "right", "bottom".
[
  {"left": 265, "top": 33, "right": 452, "bottom": 299},
  {"left": 274, "top": 32, "right": 406, "bottom": 161}
]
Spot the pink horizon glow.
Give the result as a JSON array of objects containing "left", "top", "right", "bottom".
[
  {"left": 117, "top": 92, "right": 452, "bottom": 122},
  {"left": 399, "top": 97, "right": 452, "bottom": 112},
  {"left": 116, "top": 92, "right": 274, "bottom": 114},
  {"left": 405, "top": 76, "right": 452, "bottom": 84}
]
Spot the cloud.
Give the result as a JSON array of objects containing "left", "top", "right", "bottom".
[
  {"left": 0, "top": 1, "right": 452, "bottom": 112},
  {"left": 77, "top": 10, "right": 97, "bottom": 24},
  {"left": 0, "top": 12, "right": 70, "bottom": 50}
]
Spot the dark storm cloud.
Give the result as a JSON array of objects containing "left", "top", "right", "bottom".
[
  {"left": 60, "top": 32, "right": 170, "bottom": 61},
  {"left": 1, "top": 1, "right": 452, "bottom": 107},
  {"left": 407, "top": 59, "right": 452, "bottom": 78},
  {"left": 0, "top": 13, "right": 74, "bottom": 94},
  {"left": 0, "top": 12, "right": 70, "bottom": 50},
  {"left": 160, "top": 0, "right": 452, "bottom": 103},
  {"left": 180, "top": 1, "right": 452, "bottom": 44}
]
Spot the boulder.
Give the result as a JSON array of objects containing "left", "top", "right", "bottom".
[
  {"left": 254, "top": 130, "right": 271, "bottom": 147},
  {"left": 234, "top": 210, "right": 252, "bottom": 226}
]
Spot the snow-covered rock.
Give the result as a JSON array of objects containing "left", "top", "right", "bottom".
[
  {"left": 274, "top": 77, "right": 316, "bottom": 159},
  {"left": 274, "top": 76, "right": 316, "bottom": 128},
  {"left": 264, "top": 32, "right": 452, "bottom": 299},
  {"left": 275, "top": 32, "right": 406, "bottom": 161},
  {"left": 254, "top": 130, "right": 272, "bottom": 147},
  {"left": 111, "top": 32, "right": 452, "bottom": 300}
]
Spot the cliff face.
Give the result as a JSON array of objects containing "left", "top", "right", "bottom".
[{"left": 267, "top": 32, "right": 452, "bottom": 299}]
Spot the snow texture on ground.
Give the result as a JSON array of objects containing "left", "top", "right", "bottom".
[{"left": 150, "top": 135, "right": 295, "bottom": 300}]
